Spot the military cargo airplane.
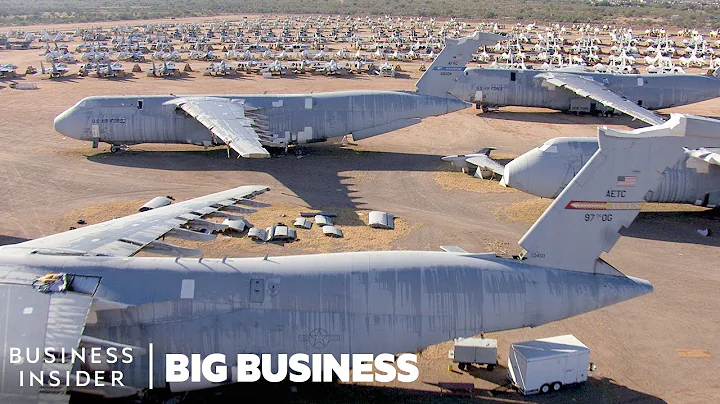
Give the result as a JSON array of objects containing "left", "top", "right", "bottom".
[
  {"left": 8, "top": 114, "right": 717, "bottom": 402},
  {"left": 53, "top": 32, "right": 498, "bottom": 157},
  {"left": 445, "top": 114, "right": 720, "bottom": 207},
  {"left": 432, "top": 62, "right": 720, "bottom": 126}
]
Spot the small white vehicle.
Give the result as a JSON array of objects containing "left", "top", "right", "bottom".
[
  {"left": 448, "top": 337, "right": 497, "bottom": 371},
  {"left": 508, "top": 334, "right": 591, "bottom": 395}
]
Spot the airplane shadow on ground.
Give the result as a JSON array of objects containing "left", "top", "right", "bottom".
[
  {"left": 457, "top": 363, "right": 666, "bottom": 404},
  {"left": 87, "top": 144, "right": 447, "bottom": 226},
  {"left": 621, "top": 210, "right": 720, "bottom": 247},
  {"left": 477, "top": 110, "right": 650, "bottom": 129},
  {"left": 71, "top": 370, "right": 666, "bottom": 404},
  {"left": 87, "top": 145, "right": 720, "bottom": 244},
  {"left": 0, "top": 235, "right": 30, "bottom": 246}
]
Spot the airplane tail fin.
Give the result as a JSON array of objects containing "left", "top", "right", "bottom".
[
  {"left": 519, "top": 114, "right": 720, "bottom": 275},
  {"left": 415, "top": 31, "right": 504, "bottom": 98},
  {"left": 40, "top": 61, "right": 46, "bottom": 74}
]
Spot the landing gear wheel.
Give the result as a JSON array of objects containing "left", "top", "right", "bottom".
[
  {"left": 486, "top": 364, "right": 495, "bottom": 371},
  {"left": 541, "top": 384, "right": 550, "bottom": 394},
  {"left": 552, "top": 382, "right": 562, "bottom": 391}
]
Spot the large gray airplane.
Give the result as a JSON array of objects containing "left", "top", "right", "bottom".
[
  {"left": 52, "top": 32, "right": 499, "bottom": 157},
  {"left": 425, "top": 57, "right": 720, "bottom": 126},
  {"left": 5, "top": 113, "right": 720, "bottom": 402},
  {"left": 444, "top": 114, "right": 720, "bottom": 208}
]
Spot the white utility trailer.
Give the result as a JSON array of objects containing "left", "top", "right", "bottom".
[
  {"left": 448, "top": 337, "right": 497, "bottom": 371},
  {"left": 508, "top": 334, "right": 590, "bottom": 395}
]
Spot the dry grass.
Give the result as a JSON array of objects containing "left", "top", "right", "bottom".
[
  {"left": 168, "top": 202, "right": 419, "bottom": 256},
  {"left": 494, "top": 198, "right": 552, "bottom": 223},
  {"left": 53, "top": 200, "right": 145, "bottom": 232},
  {"left": 55, "top": 200, "right": 418, "bottom": 257}
]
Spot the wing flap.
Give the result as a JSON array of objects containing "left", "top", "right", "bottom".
[
  {"left": 2, "top": 185, "right": 270, "bottom": 257},
  {"left": 176, "top": 98, "right": 270, "bottom": 158},
  {"left": 538, "top": 72, "right": 666, "bottom": 126}
]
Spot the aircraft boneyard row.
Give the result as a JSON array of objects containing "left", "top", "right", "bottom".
[{"left": 11, "top": 13, "right": 720, "bottom": 84}]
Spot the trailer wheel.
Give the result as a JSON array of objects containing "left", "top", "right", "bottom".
[
  {"left": 552, "top": 382, "right": 562, "bottom": 391},
  {"left": 486, "top": 364, "right": 495, "bottom": 371},
  {"left": 540, "top": 384, "right": 550, "bottom": 394}
]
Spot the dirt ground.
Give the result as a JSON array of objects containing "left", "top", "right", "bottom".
[{"left": 1, "top": 17, "right": 720, "bottom": 404}]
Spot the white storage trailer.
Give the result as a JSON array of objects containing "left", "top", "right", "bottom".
[
  {"left": 448, "top": 337, "right": 497, "bottom": 371},
  {"left": 508, "top": 334, "right": 590, "bottom": 395}
]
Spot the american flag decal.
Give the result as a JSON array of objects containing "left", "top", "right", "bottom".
[{"left": 616, "top": 175, "right": 637, "bottom": 187}]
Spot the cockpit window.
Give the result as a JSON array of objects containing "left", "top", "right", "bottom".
[
  {"left": 78, "top": 100, "right": 86, "bottom": 108},
  {"left": 538, "top": 144, "right": 558, "bottom": 153}
]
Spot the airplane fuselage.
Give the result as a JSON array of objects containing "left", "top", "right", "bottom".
[
  {"left": 502, "top": 137, "right": 720, "bottom": 207},
  {"left": 53, "top": 91, "right": 468, "bottom": 149},
  {"left": 450, "top": 68, "right": 720, "bottom": 111},
  {"left": 0, "top": 250, "right": 649, "bottom": 394}
]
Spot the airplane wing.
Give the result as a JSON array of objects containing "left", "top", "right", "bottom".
[
  {"left": 537, "top": 72, "right": 666, "bottom": 126},
  {"left": 169, "top": 98, "right": 271, "bottom": 158},
  {"left": 686, "top": 147, "right": 720, "bottom": 165},
  {"left": 1, "top": 185, "right": 270, "bottom": 257},
  {"left": 0, "top": 284, "right": 93, "bottom": 403},
  {"left": 465, "top": 154, "right": 505, "bottom": 176}
]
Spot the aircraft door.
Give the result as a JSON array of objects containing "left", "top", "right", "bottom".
[
  {"left": 563, "top": 355, "right": 579, "bottom": 384},
  {"left": 91, "top": 124, "right": 100, "bottom": 148},
  {"left": 249, "top": 278, "right": 265, "bottom": 303}
]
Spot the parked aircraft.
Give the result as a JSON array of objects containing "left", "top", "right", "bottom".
[
  {"left": 0, "top": 63, "right": 18, "bottom": 79},
  {"left": 204, "top": 60, "right": 235, "bottom": 76},
  {"left": 54, "top": 32, "right": 499, "bottom": 157},
  {"left": 260, "top": 59, "right": 288, "bottom": 75},
  {"left": 39, "top": 61, "right": 70, "bottom": 78},
  {"left": 95, "top": 62, "right": 126, "bottom": 78},
  {"left": 441, "top": 64, "right": 720, "bottom": 126},
  {"left": 313, "top": 59, "right": 346, "bottom": 75},
  {"left": 445, "top": 114, "right": 720, "bottom": 207},
  {"left": 11, "top": 112, "right": 717, "bottom": 400},
  {"left": 148, "top": 60, "right": 181, "bottom": 77}
]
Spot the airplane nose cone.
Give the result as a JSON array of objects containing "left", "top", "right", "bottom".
[{"left": 53, "top": 108, "right": 75, "bottom": 137}]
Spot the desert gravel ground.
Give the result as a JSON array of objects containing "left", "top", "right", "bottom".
[{"left": 1, "top": 17, "right": 720, "bottom": 403}]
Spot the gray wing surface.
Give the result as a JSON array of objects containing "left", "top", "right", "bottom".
[
  {"left": 2, "top": 185, "right": 269, "bottom": 257},
  {"left": 0, "top": 284, "right": 92, "bottom": 403},
  {"left": 537, "top": 72, "right": 666, "bottom": 126},
  {"left": 687, "top": 147, "right": 720, "bottom": 165},
  {"left": 465, "top": 155, "right": 505, "bottom": 175},
  {"left": 172, "top": 98, "right": 271, "bottom": 158}
]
